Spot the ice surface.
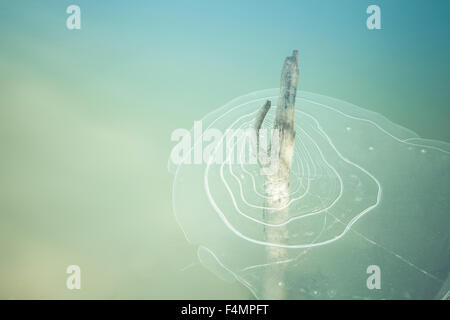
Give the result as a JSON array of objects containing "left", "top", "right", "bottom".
[{"left": 170, "top": 89, "right": 450, "bottom": 299}]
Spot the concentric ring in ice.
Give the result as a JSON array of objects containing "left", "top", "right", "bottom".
[{"left": 169, "top": 89, "right": 450, "bottom": 299}]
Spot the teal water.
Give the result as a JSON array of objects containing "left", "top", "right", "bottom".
[{"left": 0, "top": 0, "right": 449, "bottom": 299}]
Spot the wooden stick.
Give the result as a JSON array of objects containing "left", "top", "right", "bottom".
[{"left": 254, "top": 50, "right": 299, "bottom": 299}]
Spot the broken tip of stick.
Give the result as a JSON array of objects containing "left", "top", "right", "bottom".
[{"left": 254, "top": 100, "right": 272, "bottom": 132}]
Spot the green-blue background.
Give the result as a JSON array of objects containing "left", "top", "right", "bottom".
[{"left": 0, "top": 0, "right": 449, "bottom": 298}]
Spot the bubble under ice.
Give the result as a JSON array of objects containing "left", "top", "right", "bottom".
[{"left": 170, "top": 89, "right": 450, "bottom": 299}]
